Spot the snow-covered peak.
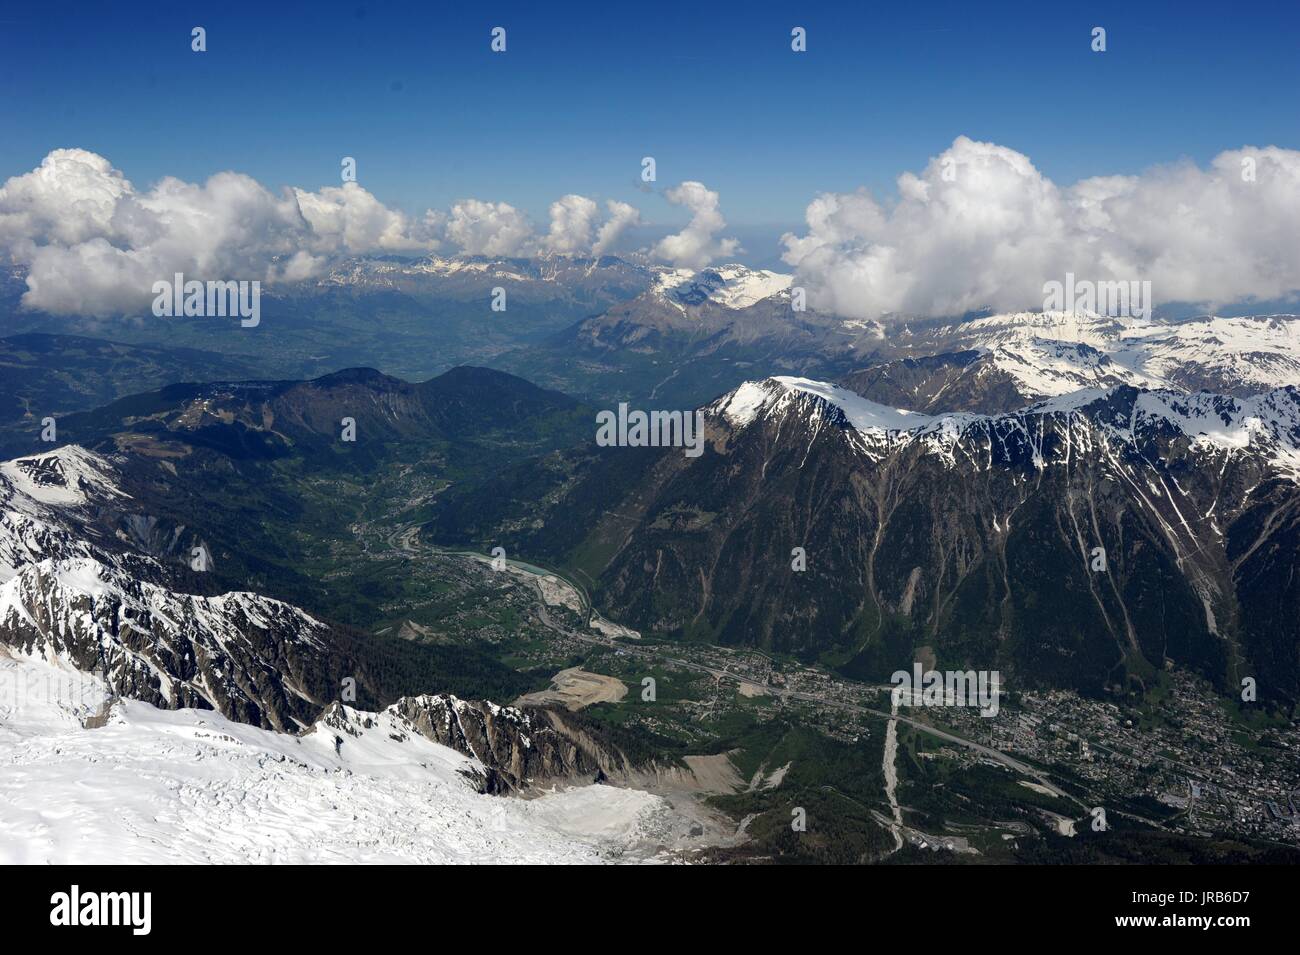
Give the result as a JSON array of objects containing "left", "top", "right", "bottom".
[
  {"left": 320, "top": 253, "right": 647, "bottom": 289},
  {"left": 303, "top": 699, "right": 485, "bottom": 780},
  {"left": 938, "top": 309, "right": 1151, "bottom": 345},
  {"left": 0, "top": 555, "right": 329, "bottom": 730},
  {"left": 0, "top": 446, "right": 133, "bottom": 584},
  {"left": 653, "top": 264, "right": 793, "bottom": 309},
  {"left": 0, "top": 446, "right": 126, "bottom": 508},
  {"left": 713, "top": 376, "right": 1300, "bottom": 478},
  {"left": 930, "top": 310, "right": 1300, "bottom": 398},
  {"left": 1135, "top": 314, "right": 1300, "bottom": 388},
  {"left": 715, "top": 377, "right": 929, "bottom": 434},
  {"left": 1124, "top": 389, "right": 1300, "bottom": 475},
  {"left": 411, "top": 255, "right": 533, "bottom": 282}
]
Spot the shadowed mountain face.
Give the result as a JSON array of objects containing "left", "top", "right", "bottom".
[
  {"left": 7, "top": 345, "right": 1299, "bottom": 707},
  {"left": 30, "top": 355, "right": 1298, "bottom": 705},
  {"left": 0, "top": 333, "right": 267, "bottom": 456},
  {"left": 0, "top": 365, "right": 595, "bottom": 657},
  {"left": 837, "top": 352, "right": 1030, "bottom": 414},
  {"left": 422, "top": 377, "right": 1300, "bottom": 704},
  {"left": 0, "top": 446, "right": 538, "bottom": 729},
  {"left": 37, "top": 364, "right": 587, "bottom": 465},
  {"left": 0, "top": 442, "right": 659, "bottom": 796}
]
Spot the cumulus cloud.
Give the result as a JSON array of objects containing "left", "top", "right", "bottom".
[
  {"left": 0, "top": 150, "right": 651, "bottom": 316},
  {"left": 592, "top": 200, "right": 641, "bottom": 256},
  {"left": 782, "top": 136, "right": 1300, "bottom": 319},
  {"left": 445, "top": 198, "right": 535, "bottom": 257},
  {"left": 293, "top": 182, "right": 442, "bottom": 254},
  {"left": 455, "top": 194, "right": 640, "bottom": 257},
  {"left": 542, "top": 194, "right": 599, "bottom": 254},
  {"left": 0, "top": 149, "right": 442, "bottom": 316},
  {"left": 0, "top": 149, "right": 130, "bottom": 251},
  {"left": 653, "top": 181, "right": 739, "bottom": 269}
]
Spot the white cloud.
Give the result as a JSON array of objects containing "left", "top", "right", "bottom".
[
  {"left": 782, "top": 136, "right": 1300, "bottom": 319},
  {"left": 542, "top": 194, "right": 599, "bottom": 254},
  {"left": 445, "top": 198, "right": 535, "bottom": 257},
  {"left": 448, "top": 194, "right": 641, "bottom": 258},
  {"left": 24, "top": 140, "right": 1295, "bottom": 323},
  {"left": 592, "top": 200, "right": 641, "bottom": 257},
  {"left": 0, "top": 149, "right": 442, "bottom": 316},
  {"left": 652, "top": 181, "right": 739, "bottom": 269},
  {"left": 293, "top": 182, "right": 442, "bottom": 254},
  {"left": 0, "top": 149, "right": 130, "bottom": 250},
  {"left": 0, "top": 150, "right": 649, "bottom": 316}
]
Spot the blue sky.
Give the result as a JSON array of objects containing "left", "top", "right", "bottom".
[{"left": 2, "top": 0, "right": 1297, "bottom": 236}]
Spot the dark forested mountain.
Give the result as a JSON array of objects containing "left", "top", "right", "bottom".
[
  {"left": 0, "top": 445, "right": 543, "bottom": 726},
  {"left": 0, "top": 365, "right": 604, "bottom": 740},
  {"left": 0, "top": 333, "right": 265, "bottom": 455},
  {"left": 37, "top": 363, "right": 586, "bottom": 463},
  {"left": 422, "top": 375, "right": 1300, "bottom": 704},
  {"left": 22, "top": 348, "right": 1298, "bottom": 708},
  {"left": 0, "top": 365, "right": 592, "bottom": 623}
]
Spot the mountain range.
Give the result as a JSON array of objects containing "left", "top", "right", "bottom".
[{"left": 3, "top": 257, "right": 1300, "bottom": 863}]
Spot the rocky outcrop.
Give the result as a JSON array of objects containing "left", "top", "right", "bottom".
[
  {"left": 314, "top": 695, "right": 648, "bottom": 794},
  {"left": 0, "top": 557, "right": 332, "bottom": 731}
]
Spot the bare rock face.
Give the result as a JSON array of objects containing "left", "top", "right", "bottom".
[
  {"left": 314, "top": 695, "right": 635, "bottom": 794},
  {"left": 0, "top": 550, "right": 652, "bottom": 793},
  {"left": 0, "top": 556, "right": 334, "bottom": 731},
  {"left": 393, "top": 695, "right": 628, "bottom": 793}
]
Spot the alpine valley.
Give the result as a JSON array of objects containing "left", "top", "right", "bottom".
[{"left": 3, "top": 255, "right": 1300, "bottom": 865}]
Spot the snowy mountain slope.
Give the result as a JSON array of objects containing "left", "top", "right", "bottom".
[
  {"left": 922, "top": 311, "right": 1300, "bottom": 399},
  {"left": 0, "top": 653, "right": 671, "bottom": 864},
  {"left": 319, "top": 694, "right": 648, "bottom": 794},
  {"left": 0, "top": 556, "right": 332, "bottom": 731},
  {"left": 1136, "top": 315, "right": 1300, "bottom": 393},
  {"left": 0, "top": 439, "right": 704, "bottom": 861},
  {"left": 976, "top": 337, "right": 1152, "bottom": 396},
  {"left": 0, "top": 447, "right": 637, "bottom": 760},
  {"left": 0, "top": 446, "right": 474, "bottom": 732},
  {"left": 0, "top": 445, "right": 128, "bottom": 508},
  {"left": 524, "top": 280, "right": 1300, "bottom": 412},
  {"left": 0, "top": 446, "right": 140, "bottom": 581},
  {"left": 317, "top": 253, "right": 653, "bottom": 302},
  {"left": 0, "top": 441, "right": 709, "bottom": 862},
  {"left": 654, "top": 265, "right": 793, "bottom": 310},
  {"left": 716, "top": 375, "right": 1300, "bottom": 478},
  {"left": 0, "top": 449, "right": 352, "bottom": 732}
]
